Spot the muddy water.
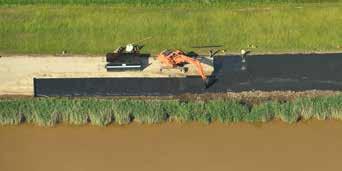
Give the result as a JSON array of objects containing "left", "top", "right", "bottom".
[{"left": 1, "top": 121, "right": 342, "bottom": 171}]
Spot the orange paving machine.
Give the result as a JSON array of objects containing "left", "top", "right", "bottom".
[{"left": 157, "top": 49, "right": 209, "bottom": 87}]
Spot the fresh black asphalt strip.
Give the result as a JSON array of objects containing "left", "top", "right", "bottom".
[{"left": 34, "top": 53, "right": 342, "bottom": 96}]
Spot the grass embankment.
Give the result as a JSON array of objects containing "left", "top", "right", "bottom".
[
  {"left": 1, "top": 95, "right": 342, "bottom": 127},
  {"left": 0, "top": 2, "right": 341, "bottom": 54},
  {"left": 1, "top": 0, "right": 337, "bottom": 6}
]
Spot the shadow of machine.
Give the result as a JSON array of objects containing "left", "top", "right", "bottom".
[{"left": 105, "top": 52, "right": 150, "bottom": 71}]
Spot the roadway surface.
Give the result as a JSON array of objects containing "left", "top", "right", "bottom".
[
  {"left": 0, "top": 55, "right": 212, "bottom": 95},
  {"left": 34, "top": 53, "right": 342, "bottom": 96}
]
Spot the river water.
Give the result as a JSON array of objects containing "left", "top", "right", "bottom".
[{"left": 1, "top": 121, "right": 342, "bottom": 171}]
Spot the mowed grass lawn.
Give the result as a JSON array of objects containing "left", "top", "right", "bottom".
[{"left": 0, "top": 3, "right": 341, "bottom": 55}]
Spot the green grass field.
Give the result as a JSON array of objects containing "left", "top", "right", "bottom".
[
  {"left": 1, "top": 0, "right": 338, "bottom": 6},
  {"left": 0, "top": 1, "right": 341, "bottom": 54},
  {"left": 1, "top": 95, "right": 342, "bottom": 126}
]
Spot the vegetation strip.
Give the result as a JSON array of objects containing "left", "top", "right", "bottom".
[
  {"left": 1, "top": 3, "right": 341, "bottom": 54},
  {"left": 0, "top": 0, "right": 333, "bottom": 6},
  {"left": 1, "top": 95, "right": 342, "bottom": 126}
]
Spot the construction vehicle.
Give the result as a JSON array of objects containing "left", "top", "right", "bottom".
[
  {"left": 106, "top": 37, "right": 152, "bottom": 62},
  {"left": 105, "top": 37, "right": 151, "bottom": 71},
  {"left": 157, "top": 49, "right": 209, "bottom": 87}
]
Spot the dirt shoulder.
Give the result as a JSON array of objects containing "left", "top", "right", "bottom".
[{"left": 0, "top": 55, "right": 213, "bottom": 95}]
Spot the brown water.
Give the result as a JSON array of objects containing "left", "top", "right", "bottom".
[{"left": 1, "top": 121, "right": 342, "bottom": 171}]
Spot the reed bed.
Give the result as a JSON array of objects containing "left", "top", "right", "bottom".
[{"left": 1, "top": 95, "right": 342, "bottom": 127}]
